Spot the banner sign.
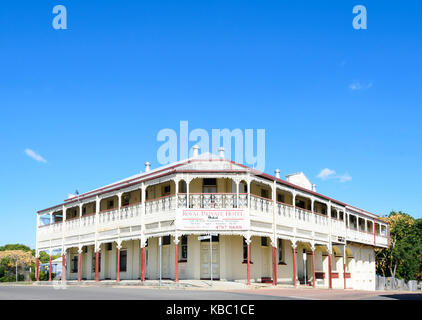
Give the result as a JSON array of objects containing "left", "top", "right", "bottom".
[{"left": 178, "top": 209, "right": 248, "bottom": 231}]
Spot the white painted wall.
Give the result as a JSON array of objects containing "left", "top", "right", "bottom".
[{"left": 63, "top": 238, "right": 377, "bottom": 291}]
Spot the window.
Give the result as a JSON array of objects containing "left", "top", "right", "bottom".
[
  {"left": 92, "top": 253, "right": 101, "bottom": 273},
  {"left": 261, "top": 237, "right": 268, "bottom": 246},
  {"left": 162, "top": 236, "right": 171, "bottom": 245},
  {"left": 71, "top": 255, "right": 78, "bottom": 273},
  {"left": 119, "top": 250, "right": 127, "bottom": 272},
  {"left": 180, "top": 181, "right": 187, "bottom": 193},
  {"left": 163, "top": 185, "right": 171, "bottom": 195},
  {"left": 295, "top": 199, "right": 305, "bottom": 208},
  {"left": 242, "top": 238, "right": 252, "bottom": 263},
  {"left": 83, "top": 246, "right": 88, "bottom": 253},
  {"left": 278, "top": 239, "right": 284, "bottom": 264},
  {"left": 199, "top": 235, "right": 219, "bottom": 242},
  {"left": 180, "top": 236, "right": 188, "bottom": 261},
  {"left": 82, "top": 207, "right": 86, "bottom": 215},
  {"left": 261, "top": 189, "right": 268, "bottom": 198},
  {"left": 203, "top": 178, "right": 217, "bottom": 186},
  {"left": 122, "top": 194, "right": 130, "bottom": 206},
  {"left": 277, "top": 194, "right": 284, "bottom": 203},
  {"left": 106, "top": 243, "right": 112, "bottom": 251},
  {"left": 107, "top": 200, "right": 114, "bottom": 209}
]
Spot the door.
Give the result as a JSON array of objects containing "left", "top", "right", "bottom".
[
  {"left": 203, "top": 186, "right": 217, "bottom": 208},
  {"left": 261, "top": 246, "right": 271, "bottom": 278},
  {"left": 200, "top": 243, "right": 220, "bottom": 279},
  {"left": 162, "top": 245, "right": 171, "bottom": 279}
]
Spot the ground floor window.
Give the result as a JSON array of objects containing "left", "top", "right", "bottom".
[
  {"left": 242, "top": 238, "right": 251, "bottom": 263},
  {"left": 180, "top": 235, "right": 188, "bottom": 262},
  {"left": 162, "top": 235, "right": 171, "bottom": 245},
  {"left": 71, "top": 255, "right": 78, "bottom": 273},
  {"left": 119, "top": 250, "right": 127, "bottom": 272},
  {"left": 278, "top": 239, "right": 285, "bottom": 264},
  {"left": 261, "top": 237, "right": 268, "bottom": 246}
]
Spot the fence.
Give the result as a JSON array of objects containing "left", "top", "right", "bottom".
[{"left": 376, "top": 276, "right": 421, "bottom": 291}]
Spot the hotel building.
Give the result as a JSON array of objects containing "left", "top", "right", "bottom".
[{"left": 36, "top": 146, "right": 389, "bottom": 290}]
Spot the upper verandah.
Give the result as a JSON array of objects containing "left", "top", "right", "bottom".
[{"left": 36, "top": 150, "right": 385, "bottom": 223}]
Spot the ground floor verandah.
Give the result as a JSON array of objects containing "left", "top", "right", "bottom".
[{"left": 36, "top": 236, "right": 376, "bottom": 290}]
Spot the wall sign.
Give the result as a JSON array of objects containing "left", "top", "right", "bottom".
[{"left": 177, "top": 209, "right": 249, "bottom": 231}]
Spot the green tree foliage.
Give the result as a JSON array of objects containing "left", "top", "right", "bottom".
[
  {"left": 0, "top": 244, "right": 32, "bottom": 252},
  {"left": 0, "top": 243, "right": 57, "bottom": 282},
  {"left": 376, "top": 211, "right": 422, "bottom": 281}
]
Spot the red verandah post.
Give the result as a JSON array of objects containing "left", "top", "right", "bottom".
[
  {"left": 117, "top": 248, "right": 120, "bottom": 282},
  {"left": 328, "top": 252, "right": 332, "bottom": 289},
  {"left": 247, "top": 243, "right": 251, "bottom": 285},
  {"left": 78, "top": 252, "right": 82, "bottom": 282},
  {"left": 95, "top": 251, "right": 99, "bottom": 282},
  {"left": 36, "top": 258, "right": 40, "bottom": 281},
  {"left": 62, "top": 253, "right": 66, "bottom": 281},
  {"left": 49, "top": 255, "right": 52, "bottom": 281},
  {"left": 141, "top": 247, "right": 145, "bottom": 281}
]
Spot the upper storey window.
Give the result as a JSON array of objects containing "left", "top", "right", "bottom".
[
  {"left": 203, "top": 178, "right": 217, "bottom": 186},
  {"left": 261, "top": 189, "right": 268, "bottom": 199}
]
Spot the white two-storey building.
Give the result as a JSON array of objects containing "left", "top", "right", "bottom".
[{"left": 35, "top": 147, "right": 389, "bottom": 290}]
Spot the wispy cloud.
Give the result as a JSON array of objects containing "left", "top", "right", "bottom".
[
  {"left": 349, "top": 81, "right": 373, "bottom": 91},
  {"left": 25, "top": 148, "right": 47, "bottom": 163},
  {"left": 317, "top": 168, "right": 336, "bottom": 180},
  {"left": 317, "top": 168, "right": 351, "bottom": 183},
  {"left": 338, "top": 173, "right": 352, "bottom": 183}
]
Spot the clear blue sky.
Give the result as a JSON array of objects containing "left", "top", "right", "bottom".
[{"left": 1, "top": 1, "right": 421, "bottom": 248}]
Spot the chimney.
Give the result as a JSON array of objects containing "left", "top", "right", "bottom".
[
  {"left": 312, "top": 184, "right": 316, "bottom": 192},
  {"left": 144, "top": 161, "right": 151, "bottom": 172},
  {"left": 275, "top": 169, "right": 280, "bottom": 179},
  {"left": 218, "top": 147, "right": 225, "bottom": 159},
  {"left": 192, "top": 145, "right": 200, "bottom": 158}
]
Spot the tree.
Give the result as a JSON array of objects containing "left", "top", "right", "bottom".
[
  {"left": 0, "top": 250, "right": 36, "bottom": 282},
  {"left": 376, "top": 211, "right": 422, "bottom": 282},
  {"left": 0, "top": 244, "right": 32, "bottom": 252}
]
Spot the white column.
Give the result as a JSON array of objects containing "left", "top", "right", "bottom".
[
  {"left": 247, "top": 180, "right": 251, "bottom": 208},
  {"left": 186, "top": 177, "right": 190, "bottom": 208},
  {"left": 236, "top": 180, "right": 240, "bottom": 208},
  {"left": 328, "top": 201, "right": 332, "bottom": 250},
  {"left": 117, "top": 192, "right": 122, "bottom": 220},
  {"left": 272, "top": 181, "right": 276, "bottom": 246},
  {"left": 175, "top": 179, "right": 179, "bottom": 208},
  {"left": 62, "top": 205, "right": 67, "bottom": 222},
  {"left": 95, "top": 196, "right": 100, "bottom": 254},
  {"left": 62, "top": 205, "right": 66, "bottom": 259}
]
